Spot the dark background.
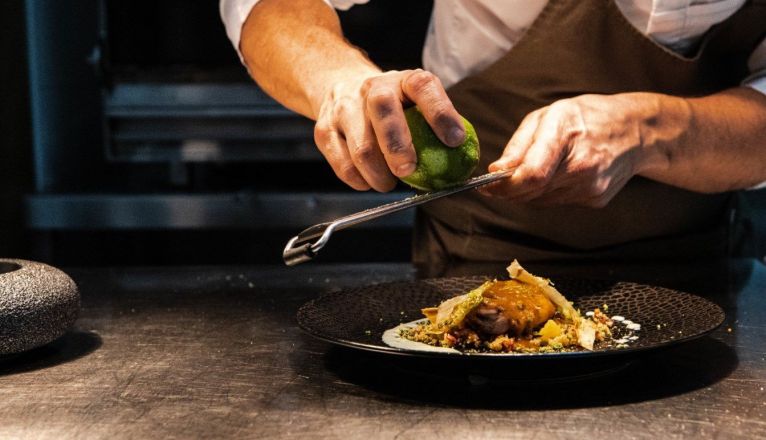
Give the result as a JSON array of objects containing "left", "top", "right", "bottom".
[
  {"left": 0, "top": 0, "right": 432, "bottom": 266},
  {"left": 0, "top": 0, "right": 32, "bottom": 259},
  {"left": 1, "top": 0, "right": 764, "bottom": 266}
]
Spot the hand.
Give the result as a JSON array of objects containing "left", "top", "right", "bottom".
[
  {"left": 480, "top": 93, "right": 671, "bottom": 208},
  {"left": 313, "top": 69, "right": 466, "bottom": 191}
]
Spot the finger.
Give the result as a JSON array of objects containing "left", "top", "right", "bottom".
[
  {"left": 365, "top": 87, "right": 417, "bottom": 178},
  {"left": 489, "top": 109, "right": 544, "bottom": 173},
  {"left": 337, "top": 108, "right": 398, "bottom": 193},
  {"left": 402, "top": 70, "right": 466, "bottom": 147},
  {"left": 314, "top": 122, "right": 370, "bottom": 191},
  {"left": 476, "top": 166, "right": 519, "bottom": 197},
  {"left": 481, "top": 110, "right": 545, "bottom": 198},
  {"left": 504, "top": 112, "right": 570, "bottom": 199}
]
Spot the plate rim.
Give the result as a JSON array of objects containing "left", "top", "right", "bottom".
[{"left": 296, "top": 276, "right": 726, "bottom": 360}]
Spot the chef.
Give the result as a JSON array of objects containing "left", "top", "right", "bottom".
[{"left": 221, "top": 0, "right": 766, "bottom": 266}]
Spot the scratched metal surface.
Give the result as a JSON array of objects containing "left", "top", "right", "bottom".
[{"left": 0, "top": 260, "right": 763, "bottom": 439}]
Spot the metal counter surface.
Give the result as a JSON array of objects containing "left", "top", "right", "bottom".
[{"left": 0, "top": 260, "right": 764, "bottom": 439}]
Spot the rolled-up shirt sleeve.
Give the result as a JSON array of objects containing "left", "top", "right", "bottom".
[{"left": 220, "top": 0, "right": 369, "bottom": 62}]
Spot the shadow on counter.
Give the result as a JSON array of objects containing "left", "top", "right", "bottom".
[
  {"left": 318, "top": 336, "right": 737, "bottom": 410},
  {"left": 0, "top": 329, "right": 102, "bottom": 376}
]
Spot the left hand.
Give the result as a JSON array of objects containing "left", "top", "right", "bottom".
[{"left": 480, "top": 93, "right": 669, "bottom": 208}]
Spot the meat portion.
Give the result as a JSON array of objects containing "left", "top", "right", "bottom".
[
  {"left": 468, "top": 305, "right": 511, "bottom": 335},
  {"left": 465, "top": 280, "right": 555, "bottom": 336}
]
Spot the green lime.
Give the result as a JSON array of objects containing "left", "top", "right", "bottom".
[{"left": 401, "top": 106, "right": 479, "bottom": 191}]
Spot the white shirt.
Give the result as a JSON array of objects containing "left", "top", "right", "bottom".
[
  {"left": 222, "top": 0, "right": 766, "bottom": 189},
  {"left": 221, "top": 0, "right": 766, "bottom": 94}
]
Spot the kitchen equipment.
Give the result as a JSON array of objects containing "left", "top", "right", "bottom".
[
  {"left": 283, "top": 169, "right": 513, "bottom": 265},
  {"left": 24, "top": 0, "right": 434, "bottom": 265}
]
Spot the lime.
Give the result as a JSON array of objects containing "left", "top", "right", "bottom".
[{"left": 401, "top": 106, "right": 479, "bottom": 191}]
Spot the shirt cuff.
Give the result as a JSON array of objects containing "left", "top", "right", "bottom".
[{"left": 743, "top": 72, "right": 766, "bottom": 96}]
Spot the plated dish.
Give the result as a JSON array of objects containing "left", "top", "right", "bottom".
[
  {"left": 297, "top": 266, "right": 725, "bottom": 360},
  {"left": 386, "top": 261, "right": 639, "bottom": 354}
]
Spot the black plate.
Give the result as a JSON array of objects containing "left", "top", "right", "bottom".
[{"left": 297, "top": 276, "right": 725, "bottom": 361}]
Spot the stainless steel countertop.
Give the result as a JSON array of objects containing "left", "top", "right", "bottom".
[{"left": 0, "top": 260, "right": 763, "bottom": 439}]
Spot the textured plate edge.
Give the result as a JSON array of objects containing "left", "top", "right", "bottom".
[{"left": 295, "top": 278, "right": 727, "bottom": 360}]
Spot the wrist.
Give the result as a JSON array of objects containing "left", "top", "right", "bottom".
[{"left": 632, "top": 92, "right": 692, "bottom": 176}]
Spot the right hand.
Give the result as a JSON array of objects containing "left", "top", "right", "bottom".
[{"left": 313, "top": 69, "right": 466, "bottom": 191}]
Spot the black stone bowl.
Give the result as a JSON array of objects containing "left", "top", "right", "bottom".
[{"left": 0, "top": 259, "right": 80, "bottom": 355}]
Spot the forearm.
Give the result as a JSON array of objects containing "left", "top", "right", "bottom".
[
  {"left": 639, "top": 87, "right": 766, "bottom": 192},
  {"left": 240, "top": 0, "right": 381, "bottom": 119}
]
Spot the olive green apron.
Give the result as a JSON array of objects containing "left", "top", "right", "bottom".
[{"left": 413, "top": 0, "right": 766, "bottom": 268}]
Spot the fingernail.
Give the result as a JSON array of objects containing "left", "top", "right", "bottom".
[
  {"left": 446, "top": 126, "right": 465, "bottom": 147},
  {"left": 397, "top": 162, "right": 416, "bottom": 177},
  {"left": 488, "top": 161, "right": 507, "bottom": 172}
]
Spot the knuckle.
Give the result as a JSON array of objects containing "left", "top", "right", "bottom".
[
  {"left": 313, "top": 123, "right": 331, "bottom": 145},
  {"left": 367, "top": 89, "right": 397, "bottom": 118},
  {"left": 337, "top": 163, "right": 361, "bottom": 183},
  {"left": 352, "top": 140, "right": 378, "bottom": 162},
  {"left": 416, "top": 86, "right": 458, "bottom": 130},
  {"left": 327, "top": 83, "right": 344, "bottom": 100},
  {"left": 360, "top": 77, "right": 377, "bottom": 95},
  {"left": 520, "top": 111, "right": 540, "bottom": 126},
  {"left": 529, "top": 106, "right": 547, "bottom": 118},
  {"left": 333, "top": 96, "right": 355, "bottom": 119},
  {"left": 429, "top": 103, "right": 452, "bottom": 124},
  {"left": 406, "top": 70, "right": 437, "bottom": 94},
  {"left": 385, "top": 138, "right": 411, "bottom": 155}
]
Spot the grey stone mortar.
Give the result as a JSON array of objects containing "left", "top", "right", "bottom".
[{"left": 0, "top": 259, "right": 80, "bottom": 355}]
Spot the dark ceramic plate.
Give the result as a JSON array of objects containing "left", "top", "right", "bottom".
[{"left": 297, "top": 276, "right": 725, "bottom": 361}]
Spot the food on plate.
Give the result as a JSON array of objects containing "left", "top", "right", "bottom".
[
  {"left": 397, "top": 260, "right": 620, "bottom": 353},
  {"left": 400, "top": 106, "right": 479, "bottom": 191}
]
